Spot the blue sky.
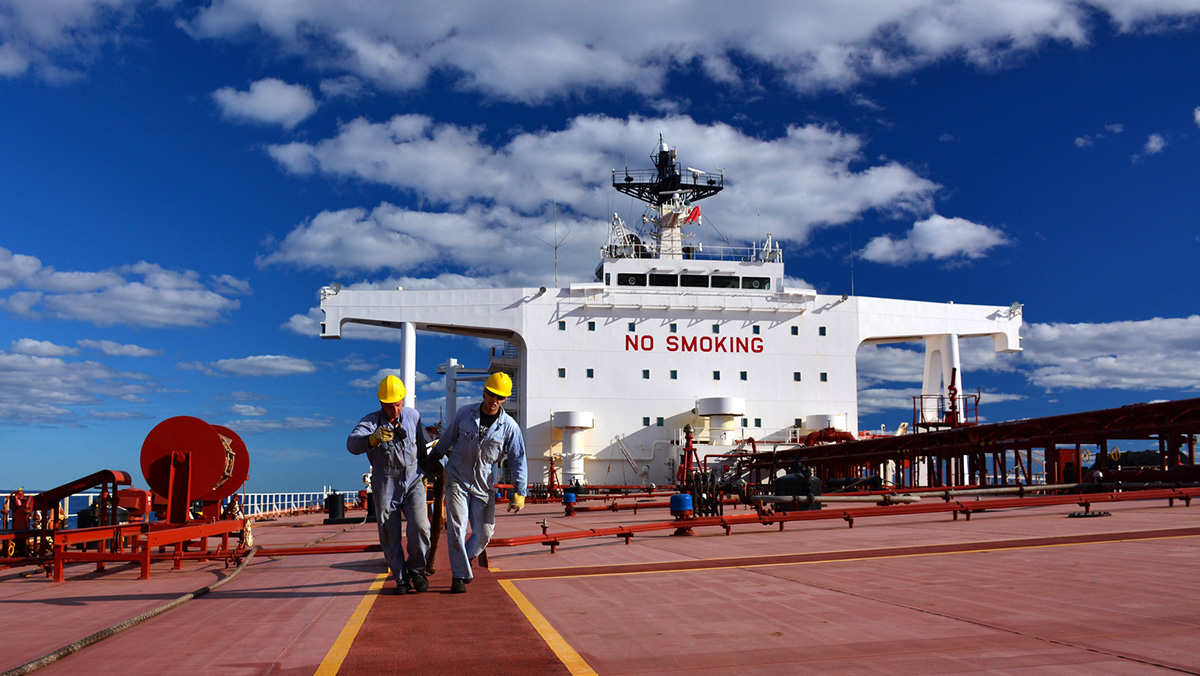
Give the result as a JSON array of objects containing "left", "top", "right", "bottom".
[{"left": 2, "top": 1, "right": 1199, "bottom": 492}]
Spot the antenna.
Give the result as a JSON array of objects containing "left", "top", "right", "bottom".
[
  {"left": 531, "top": 197, "right": 574, "bottom": 286},
  {"left": 848, "top": 223, "right": 855, "bottom": 297}
]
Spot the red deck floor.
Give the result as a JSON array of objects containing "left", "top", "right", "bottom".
[{"left": 2, "top": 496, "right": 1199, "bottom": 675}]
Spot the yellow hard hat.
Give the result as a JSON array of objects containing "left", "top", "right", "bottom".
[
  {"left": 484, "top": 372, "right": 512, "bottom": 398},
  {"left": 377, "top": 375, "right": 406, "bottom": 403}
]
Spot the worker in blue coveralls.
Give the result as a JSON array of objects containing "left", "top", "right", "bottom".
[
  {"left": 347, "top": 375, "right": 431, "bottom": 595},
  {"left": 426, "top": 372, "right": 527, "bottom": 594}
]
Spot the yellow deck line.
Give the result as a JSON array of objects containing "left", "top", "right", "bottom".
[
  {"left": 500, "top": 579, "right": 598, "bottom": 676},
  {"left": 313, "top": 572, "right": 388, "bottom": 676}
]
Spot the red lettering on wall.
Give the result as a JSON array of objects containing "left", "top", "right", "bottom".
[
  {"left": 625, "top": 335, "right": 639, "bottom": 351},
  {"left": 681, "top": 336, "right": 697, "bottom": 352},
  {"left": 735, "top": 337, "right": 749, "bottom": 352},
  {"left": 641, "top": 335, "right": 653, "bottom": 351},
  {"left": 751, "top": 337, "right": 764, "bottom": 353},
  {"left": 699, "top": 336, "right": 713, "bottom": 352},
  {"left": 666, "top": 336, "right": 679, "bottom": 351}
]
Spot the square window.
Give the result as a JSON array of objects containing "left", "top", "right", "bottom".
[
  {"left": 819, "top": 326, "right": 827, "bottom": 336},
  {"left": 741, "top": 418, "right": 748, "bottom": 428},
  {"left": 586, "top": 368, "right": 594, "bottom": 378},
  {"left": 740, "top": 371, "right": 748, "bottom": 381},
  {"left": 794, "top": 418, "right": 803, "bottom": 428},
  {"left": 557, "top": 368, "right": 566, "bottom": 378},
  {"left": 656, "top": 417, "right": 664, "bottom": 427},
  {"left": 642, "top": 369, "right": 650, "bottom": 379},
  {"left": 754, "top": 418, "right": 762, "bottom": 427},
  {"left": 820, "top": 372, "right": 828, "bottom": 382},
  {"left": 558, "top": 320, "right": 566, "bottom": 331},
  {"left": 669, "top": 323, "right": 677, "bottom": 333},
  {"left": 791, "top": 326, "right": 798, "bottom": 335},
  {"left": 712, "top": 324, "right": 720, "bottom": 334},
  {"left": 713, "top": 371, "right": 721, "bottom": 381},
  {"left": 628, "top": 322, "right": 636, "bottom": 332},
  {"left": 670, "top": 370, "right": 678, "bottom": 380},
  {"left": 588, "top": 321, "right": 595, "bottom": 331},
  {"left": 605, "top": 273, "right": 611, "bottom": 285},
  {"left": 753, "top": 325, "right": 760, "bottom": 335},
  {"left": 642, "top": 417, "right": 650, "bottom": 427},
  {"left": 793, "top": 372, "right": 801, "bottom": 381}
]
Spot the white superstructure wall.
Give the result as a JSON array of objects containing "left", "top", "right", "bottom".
[{"left": 320, "top": 281, "right": 1021, "bottom": 486}]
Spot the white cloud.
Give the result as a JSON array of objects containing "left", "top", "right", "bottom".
[
  {"left": 0, "top": 0, "right": 142, "bottom": 82},
  {"left": 221, "top": 415, "right": 335, "bottom": 434},
  {"left": 10, "top": 338, "right": 79, "bottom": 357},
  {"left": 1143, "top": 133, "right": 1167, "bottom": 154},
  {"left": 1074, "top": 136, "right": 1093, "bottom": 148},
  {"left": 212, "top": 78, "right": 318, "bottom": 129},
  {"left": 1194, "top": 106, "right": 1200, "bottom": 127},
  {"left": 0, "top": 247, "right": 41, "bottom": 288},
  {"left": 259, "top": 114, "right": 939, "bottom": 281},
  {"left": 859, "top": 214, "right": 1010, "bottom": 265},
  {"left": 1020, "top": 316, "right": 1200, "bottom": 391},
  {"left": 210, "top": 355, "right": 318, "bottom": 377},
  {"left": 77, "top": 339, "right": 162, "bottom": 357},
  {"left": 230, "top": 404, "right": 268, "bottom": 416},
  {"left": 0, "top": 349, "right": 157, "bottom": 424},
  {"left": 0, "top": 248, "right": 245, "bottom": 328},
  {"left": 180, "top": 1, "right": 1119, "bottom": 102}
]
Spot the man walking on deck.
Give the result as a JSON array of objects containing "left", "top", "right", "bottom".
[
  {"left": 347, "top": 375, "right": 432, "bottom": 595},
  {"left": 427, "top": 372, "right": 527, "bottom": 593}
]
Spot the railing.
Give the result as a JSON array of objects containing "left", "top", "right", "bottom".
[{"left": 2, "top": 488, "right": 362, "bottom": 527}]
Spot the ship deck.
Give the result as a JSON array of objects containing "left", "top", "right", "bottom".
[{"left": 3, "top": 495, "right": 1199, "bottom": 675}]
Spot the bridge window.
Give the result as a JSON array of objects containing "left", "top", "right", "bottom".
[
  {"left": 742, "top": 276, "right": 770, "bottom": 290},
  {"left": 617, "top": 273, "right": 646, "bottom": 286},
  {"left": 710, "top": 275, "right": 739, "bottom": 289},
  {"left": 680, "top": 274, "right": 709, "bottom": 288},
  {"left": 649, "top": 273, "right": 677, "bottom": 287}
]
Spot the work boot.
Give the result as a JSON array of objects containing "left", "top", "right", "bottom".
[
  {"left": 410, "top": 572, "right": 429, "bottom": 593},
  {"left": 450, "top": 577, "right": 468, "bottom": 594},
  {"left": 393, "top": 579, "right": 411, "bottom": 596},
  {"left": 477, "top": 549, "right": 488, "bottom": 568}
]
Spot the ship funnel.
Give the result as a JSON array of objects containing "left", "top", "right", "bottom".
[{"left": 696, "top": 397, "right": 746, "bottom": 446}]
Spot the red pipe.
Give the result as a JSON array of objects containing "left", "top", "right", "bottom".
[{"left": 488, "top": 487, "right": 1200, "bottom": 550}]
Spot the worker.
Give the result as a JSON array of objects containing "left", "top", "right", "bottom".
[
  {"left": 347, "top": 375, "right": 431, "bottom": 595},
  {"left": 427, "top": 372, "right": 527, "bottom": 593}
]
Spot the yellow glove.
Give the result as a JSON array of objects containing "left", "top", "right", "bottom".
[
  {"left": 508, "top": 493, "right": 525, "bottom": 513},
  {"left": 368, "top": 426, "right": 394, "bottom": 447}
]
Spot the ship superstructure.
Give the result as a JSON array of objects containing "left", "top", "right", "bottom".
[{"left": 319, "top": 139, "right": 1022, "bottom": 487}]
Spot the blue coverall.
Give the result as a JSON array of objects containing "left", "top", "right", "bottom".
[
  {"left": 347, "top": 407, "right": 431, "bottom": 585},
  {"left": 431, "top": 402, "right": 527, "bottom": 581}
]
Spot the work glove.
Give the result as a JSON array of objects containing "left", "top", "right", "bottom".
[
  {"left": 507, "top": 493, "right": 525, "bottom": 513},
  {"left": 368, "top": 426, "right": 394, "bottom": 447}
]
